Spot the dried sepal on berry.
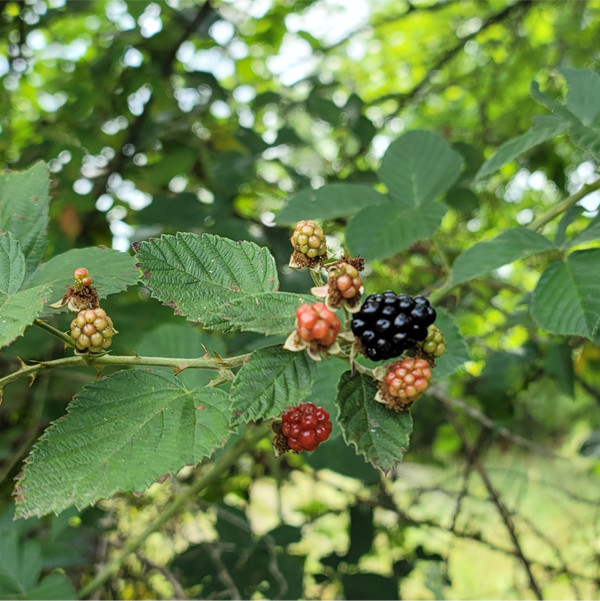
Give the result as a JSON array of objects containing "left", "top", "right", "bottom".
[
  {"left": 283, "top": 302, "right": 341, "bottom": 361},
  {"left": 50, "top": 266, "right": 99, "bottom": 312},
  {"left": 70, "top": 308, "right": 117, "bottom": 353},
  {"left": 374, "top": 358, "right": 433, "bottom": 412},
  {"left": 289, "top": 220, "right": 327, "bottom": 270},
  {"left": 311, "top": 260, "right": 364, "bottom": 313}
]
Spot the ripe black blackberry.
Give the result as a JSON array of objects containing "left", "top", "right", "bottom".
[{"left": 351, "top": 291, "right": 436, "bottom": 361}]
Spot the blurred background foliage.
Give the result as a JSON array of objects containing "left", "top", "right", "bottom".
[{"left": 1, "top": 0, "right": 600, "bottom": 599}]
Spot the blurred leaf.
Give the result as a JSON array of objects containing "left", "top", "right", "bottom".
[
  {"left": 15, "top": 370, "right": 231, "bottom": 518},
  {"left": 309, "top": 358, "right": 348, "bottom": 437},
  {"left": 276, "top": 184, "right": 388, "bottom": 225},
  {"left": 344, "top": 504, "right": 374, "bottom": 564},
  {"left": 341, "top": 573, "right": 399, "bottom": 600},
  {"left": 579, "top": 430, "right": 600, "bottom": 457},
  {"left": 531, "top": 250, "right": 600, "bottom": 338},
  {"left": 475, "top": 115, "right": 568, "bottom": 180},
  {"left": 434, "top": 308, "right": 470, "bottom": 377},
  {"left": 451, "top": 228, "right": 555, "bottom": 285},
  {"left": 568, "top": 213, "right": 600, "bottom": 247},
  {"left": 544, "top": 342, "right": 574, "bottom": 397},
  {"left": 136, "top": 192, "right": 209, "bottom": 230},
  {"left": 444, "top": 187, "right": 479, "bottom": 213},
  {"left": 346, "top": 201, "right": 446, "bottom": 261},
  {"left": 336, "top": 371, "right": 413, "bottom": 473},
  {"left": 555, "top": 205, "right": 583, "bottom": 246},
  {"left": 230, "top": 346, "right": 316, "bottom": 422},
  {"left": 560, "top": 67, "right": 600, "bottom": 125},
  {"left": 0, "top": 162, "right": 50, "bottom": 277},
  {"left": 567, "top": 122, "right": 600, "bottom": 156},
  {"left": 26, "top": 247, "right": 139, "bottom": 317},
  {"left": 379, "top": 130, "right": 463, "bottom": 207}
]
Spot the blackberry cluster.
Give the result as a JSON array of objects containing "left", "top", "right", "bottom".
[
  {"left": 281, "top": 402, "right": 332, "bottom": 452},
  {"left": 351, "top": 291, "right": 436, "bottom": 361}
]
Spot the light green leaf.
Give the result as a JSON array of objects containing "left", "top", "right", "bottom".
[
  {"left": 531, "top": 250, "right": 600, "bottom": 338},
  {"left": 15, "top": 370, "right": 231, "bottom": 518},
  {"left": 336, "top": 371, "right": 413, "bottom": 473},
  {"left": 26, "top": 247, "right": 139, "bottom": 316},
  {"left": 451, "top": 227, "right": 555, "bottom": 285},
  {"left": 25, "top": 572, "right": 76, "bottom": 600},
  {"left": 379, "top": 130, "right": 464, "bottom": 207},
  {"left": 530, "top": 80, "right": 580, "bottom": 124},
  {"left": 276, "top": 184, "right": 389, "bottom": 225},
  {"left": 230, "top": 346, "right": 316, "bottom": 423},
  {"left": 475, "top": 116, "right": 568, "bottom": 180},
  {"left": 346, "top": 201, "right": 446, "bottom": 261},
  {"left": 568, "top": 214, "right": 600, "bottom": 247},
  {"left": 434, "top": 308, "right": 470, "bottom": 378},
  {"left": 135, "top": 233, "right": 302, "bottom": 334},
  {"left": 561, "top": 67, "right": 600, "bottom": 126},
  {"left": 0, "top": 162, "right": 50, "bottom": 276},
  {"left": 0, "top": 232, "right": 26, "bottom": 297}
]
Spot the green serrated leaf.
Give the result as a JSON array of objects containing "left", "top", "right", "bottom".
[
  {"left": 346, "top": 201, "right": 446, "bottom": 261},
  {"left": 275, "top": 184, "right": 389, "bottom": 225},
  {"left": 230, "top": 346, "right": 316, "bottom": 423},
  {"left": 379, "top": 130, "right": 464, "bottom": 207},
  {"left": 475, "top": 115, "right": 568, "bottom": 180},
  {"left": 529, "top": 80, "right": 580, "bottom": 124},
  {"left": 0, "top": 235, "right": 51, "bottom": 348},
  {"left": 0, "top": 232, "right": 26, "bottom": 297},
  {"left": 567, "top": 122, "right": 600, "bottom": 157},
  {"left": 451, "top": 227, "right": 555, "bottom": 285},
  {"left": 336, "top": 371, "right": 412, "bottom": 473},
  {"left": 136, "top": 232, "right": 307, "bottom": 334},
  {"left": 560, "top": 67, "right": 600, "bottom": 126},
  {"left": 434, "top": 308, "right": 470, "bottom": 377},
  {"left": 15, "top": 370, "right": 231, "bottom": 519},
  {"left": 531, "top": 250, "right": 600, "bottom": 338},
  {"left": 25, "top": 247, "right": 139, "bottom": 316},
  {"left": 0, "top": 162, "right": 50, "bottom": 277}
]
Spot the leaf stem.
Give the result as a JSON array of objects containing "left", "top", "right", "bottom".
[
  {"left": 0, "top": 352, "right": 250, "bottom": 398},
  {"left": 77, "top": 424, "right": 269, "bottom": 599},
  {"left": 527, "top": 178, "right": 600, "bottom": 231},
  {"left": 310, "top": 267, "right": 325, "bottom": 287},
  {"left": 34, "top": 319, "right": 75, "bottom": 348}
]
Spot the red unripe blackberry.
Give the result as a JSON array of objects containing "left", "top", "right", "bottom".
[
  {"left": 295, "top": 302, "right": 341, "bottom": 347},
  {"left": 281, "top": 402, "right": 332, "bottom": 452},
  {"left": 334, "top": 263, "right": 362, "bottom": 299},
  {"left": 81, "top": 276, "right": 93, "bottom": 287},
  {"left": 70, "top": 308, "right": 116, "bottom": 353},
  {"left": 74, "top": 267, "right": 89, "bottom": 280},
  {"left": 290, "top": 220, "right": 327, "bottom": 259},
  {"left": 379, "top": 358, "right": 433, "bottom": 411}
]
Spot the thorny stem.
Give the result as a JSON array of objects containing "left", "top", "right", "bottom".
[
  {"left": 77, "top": 424, "right": 269, "bottom": 599},
  {"left": 0, "top": 352, "right": 250, "bottom": 400},
  {"left": 34, "top": 319, "right": 75, "bottom": 348}
]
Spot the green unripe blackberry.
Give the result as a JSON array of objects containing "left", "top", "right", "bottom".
[
  {"left": 70, "top": 308, "right": 116, "bottom": 353},
  {"left": 419, "top": 324, "right": 446, "bottom": 358},
  {"left": 291, "top": 220, "right": 327, "bottom": 259}
]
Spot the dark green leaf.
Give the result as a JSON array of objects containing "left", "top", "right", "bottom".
[
  {"left": 0, "top": 162, "right": 50, "bottom": 276},
  {"left": 451, "top": 228, "right": 555, "bottom": 285},
  {"left": 341, "top": 573, "right": 399, "bottom": 600},
  {"left": 379, "top": 130, "right": 464, "bottom": 206},
  {"left": 434, "top": 308, "right": 470, "bottom": 377},
  {"left": 336, "top": 371, "right": 413, "bottom": 473},
  {"left": 544, "top": 342, "right": 574, "bottom": 397},
  {"left": 568, "top": 213, "right": 600, "bottom": 247},
  {"left": 579, "top": 430, "right": 600, "bottom": 457},
  {"left": 15, "top": 370, "right": 231, "bottom": 518},
  {"left": 560, "top": 67, "right": 600, "bottom": 125},
  {"left": 230, "top": 345, "right": 316, "bottom": 423},
  {"left": 346, "top": 201, "right": 446, "bottom": 261},
  {"left": 531, "top": 250, "right": 600, "bottom": 338}
]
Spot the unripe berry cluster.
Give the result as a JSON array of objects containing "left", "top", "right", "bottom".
[
  {"left": 70, "top": 308, "right": 116, "bottom": 353},
  {"left": 291, "top": 220, "right": 327, "bottom": 259},
  {"left": 296, "top": 302, "right": 341, "bottom": 347},
  {"left": 281, "top": 402, "right": 332, "bottom": 452},
  {"left": 376, "top": 358, "right": 433, "bottom": 412},
  {"left": 419, "top": 324, "right": 446, "bottom": 358},
  {"left": 335, "top": 263, "right": 362, "bottom": 300}
]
